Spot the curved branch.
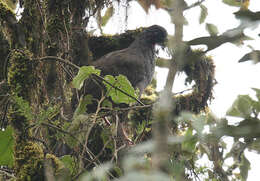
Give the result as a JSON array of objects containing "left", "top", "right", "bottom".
[
  {"left": 37, "top": 56, "right": 145, "bottom": 105},
  {"left": 37, "top": 56, "right": 80, "bottom": 69}
]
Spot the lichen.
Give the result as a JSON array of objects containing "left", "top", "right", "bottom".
[
  {"left": 7, "top": 48, "right": 46, "bottom": 180},
  {"left": 174, "top": 49, "right": 215, "bottom": 114},
  {"left": 45, "top": 0, "right": 70, "bottom": 55},
  {"left": 0, "top": 0, "right": 15, "bottom": 22},
  {"left": 0, "top": 0, "right": 19, "bottom": 47},
  {"left": 88, "top": 28, "right": 143, "bottom": 60},
  {"left": 45, "top": 154, "right": 65, "bottom": 174},
  {"left": 14, "top": 141, "right": 44, "bottom": 181},
  {"left": 18, "top": 0, "right": 42, "bottom": 54},
  {"left": 0, "top": 29, "right": 10, "bottom": 80},
  {"left": 8, "top": 49, "right": 34, "bottom": 99}
]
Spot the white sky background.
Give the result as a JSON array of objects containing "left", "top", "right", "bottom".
[{"left": 87, "top": 0, "right": 260, "bottom": 180}]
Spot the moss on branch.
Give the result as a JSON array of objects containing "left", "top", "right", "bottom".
[{"left": 88, "top": 28, "right": 144, "bottom": 60}]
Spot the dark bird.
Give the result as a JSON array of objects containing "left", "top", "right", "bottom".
[
  {"left": 93, "top": 25, "right": 167, "bottom": 94},
  {"left": 60, "top": 25, "right": 167, "bottom": 157},
  {"left": 76, "top": 25, "right": 168, "bottom": 112}
]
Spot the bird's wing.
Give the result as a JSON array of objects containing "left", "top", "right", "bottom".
[{"left": 92, "top": 48, "right": 145, "bottom": 88}]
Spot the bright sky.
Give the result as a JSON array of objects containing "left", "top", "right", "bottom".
[{"left": 88, "top": 0, "right": 260, "bottom": 180}]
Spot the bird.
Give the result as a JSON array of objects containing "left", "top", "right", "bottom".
[
  {"left": 78, "top": 25, "right": 168, "bottom": 112},
  {"left": 60, "top": 25, "right": 167, "bottom": 158}
]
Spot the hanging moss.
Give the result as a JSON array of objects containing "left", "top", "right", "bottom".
[
  {"left": 0, "top": 30, "right": 10, "bottom": 80},
  {"left": 0, "top": 0, "right": 25, "bottom": 48},
  {"left": 45, "top": 0, "right": 70, "bottom": 55},
  {"left": 45, "top": 153, "right": 71, "bottom": 180},
  {"left": 0, "top": 0, "right": 15, "bottom": 22},
  {"left": 88, "top": 28, "right": 144, "bottom": 60},
  {"left": 19, "top": 0, "right": 42, "bottom": 54},
  {"left": 14, "top": 141, "right": 44, "bottom": 181},
  {"left": 174, "top": 50, "right": 215, "bottom": 114},
  {"left": 8, "top": 49, "right": 34, "bottom": 99},
  {"left": 129, "top": 50, "right": 215, "bottom": 128},
  {"left": 6, "top": 48, "right": 47, "bottom": 180}
]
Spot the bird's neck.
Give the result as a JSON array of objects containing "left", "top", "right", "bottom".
[{"left": 129, "top": 38, "right": 155, "bottom": 54}]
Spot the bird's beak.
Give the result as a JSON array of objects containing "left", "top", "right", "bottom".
[{"left": 157, "top": 40, "right": 167, "bottom": 50}]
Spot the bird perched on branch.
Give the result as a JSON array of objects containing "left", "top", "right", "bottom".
[
  {"left": 64, "top": 25, "right": 168, "bottom": 156},
  {"left": 78, "top": 25, "right": 167, "bottom": 111},
  {"left": 94, "top": 25, "right": 167, "bottom": 94}
]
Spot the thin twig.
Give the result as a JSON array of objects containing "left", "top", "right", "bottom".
[
  {"left": 37, "top": 56, "right": 80, "bottom": 69},
  {"left": 101, "top": 104, "right": 152, "bottom": 112},
  {"left": 173, "top": 88, "right": 193, "bottom": 95},
  {"left": 184, "top": 0, "right": 206, "bottom": 10},
  {"left": 37, "top": 56, "right": 145, "bottom": 105},
  {"left": 73, "top": 138, "right": 113, "bottom": 180},
  {"left": 28, "top": 136, "right": 50, "bottom": 153},
  {"left": 0, "top": 169, "right": 16, "bottom": 179},
  {"left": 81, "top": 96, "right": 105, "bottom": 160},
  {"left": 40, "top": 122, "right": 96, "bottom": 160},
  {"left": 92, "top": 74, "right": 145, "bottom": 106},
  {"left": 163, "top": 0, "right": 206, "bottom": 12}
]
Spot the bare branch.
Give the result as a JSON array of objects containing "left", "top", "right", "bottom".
[{"left": 184, "top": 0, "right": 206, "bottom": 10}]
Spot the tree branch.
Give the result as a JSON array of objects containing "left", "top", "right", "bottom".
[
  {"left": 37, "top": 56, "right": 145, "bottom": 106},
  {"left": 156, "top": 58, "right": 171, "bottom": 68},
  {"left": 164, "top": 0, "right": 185, "bottom": 92},
  {"left": 184, "top": 0, "right": 206, "bottom": 10}
]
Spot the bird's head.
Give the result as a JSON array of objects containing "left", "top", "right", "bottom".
[{"left": 141, "top": 25, "right": 168, "bottom": 47}]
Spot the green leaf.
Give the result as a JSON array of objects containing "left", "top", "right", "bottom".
[
  {"left": 226, "top": 95, "right": 253, "bottom": 118},
  {"left": 66, "top": 114, "right": 91, "bottom": 147},
  {"left": 13, "top": 95, "right": 34, "bottom": 120},
  {"left": 0, "top": 126, "right": 14, "bottom": 167},
  {"left": 239, "top": 155, "right": 250, "bottom": 181},
  {"left": 72, "top": 66, "right": 100, "bottom": 89},
  {"left": 199, "top": 5, "right": 208, "bottom": 24},
  {"left": 101, "top": 99, "right": 113, "bottom": 109},
  {"left": 191, "top": 115, "right": 205, "bottom": 136},
  {"left": 181, "top": 128, "right": 197, "bottom": 154},
  {"left": 252, "top": 88, "right": 260, "bottom": 101},
  {"left": 248, "top": 139, "right": 260, "bottom": 153},
  {"left": 234, "top": 10, "right": 260, "bottom": 22},
  {"left": 222, "top": 0, "right": 243, "bottom": 7},
  {"left": 231, "top": 34, "right": 254, "bottom": 46},
  {"left": 60, "top": 155, "right": 75, "bottom": 175},
  {"left": 38, "top": 105, "right": 59, "bottom": 123},
  {"left": 101, "top": 7, "right": 114, "bottom": 26},
  {"left": 104, "top": 75, "right": 138, "bottom": 104},
  {"left": 252, "top": 100, "right": 260, "bottom": 113},
  {"left": 238, "top": 50, "right": 260, "bottom": 63},
  {"left": 73, "top": 95, "right": 93, "bottom": 117},
  {"left": 206, "top": 23, "right": 219, "bottom": 36}
]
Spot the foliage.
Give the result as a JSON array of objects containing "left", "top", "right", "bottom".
[
  {"left": 104, "top": 74, "right": 139, "bottom": 104},
  {"left": 0, "top": 126, "right": 14, "bottom": 167},
  {"left": 72, "top": 66, "right": 101, "bottom": 90}
]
